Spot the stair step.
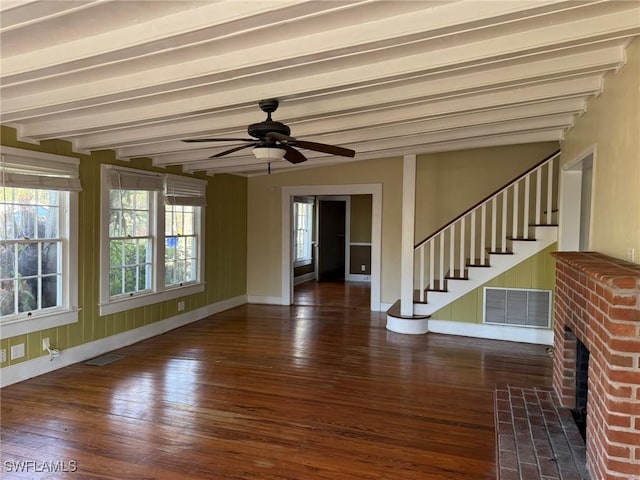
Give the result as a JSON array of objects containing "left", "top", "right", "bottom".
[
  {"left": 413, "top": 290, "right": 428, "bottom": 304},
  {"left": 507, "top": 236, "right": 537, "bottom": 242},
  {"left": 445, "top": 269, "right": 469, "bottom": 280},
  {"left": 426, "top": 279, "right": 448, "bottom": 292},
  {"left": 529, "top": 223, "right": 559, "bottom": 227},
  {"left": 487, "top": 248, "right": 513, "bottom": 255},
  {"left": 466, "top": 258, "right": 491, "bottom": 267},
  {"left": 387, "top": 300, "right": 430, "bottom": 319}
]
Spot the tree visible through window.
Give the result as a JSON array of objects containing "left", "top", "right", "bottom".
[
  {"left": 100, "top": 166, "right": 206, "bottom": 315},
  {"left": 165, "top": 204, "right": 197, "bottom": 287},
  {"left": 0, "top": 187, "right": 62, "bottom": 317},
  {"left": 294, "top": 198, "right": 313, "bottom": 266},
  {"left": 108, "top": 189, "right": 152, "bottom": 297}
]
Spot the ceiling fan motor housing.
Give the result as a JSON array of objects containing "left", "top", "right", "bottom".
[{"left": 247, "top": 120, "right": 291, "bottom": 140}]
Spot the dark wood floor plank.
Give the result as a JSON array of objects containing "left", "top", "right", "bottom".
[{"left": 1, "top": 283, "right": 552, "bottom": 479}]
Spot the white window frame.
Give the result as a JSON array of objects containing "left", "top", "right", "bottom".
[
  {"left": 0, "top": 147, "right": 80, "bottom": 339},
  {"left": 99, "top": 166, "right": 206, "bottom": 316},
  {"left": 293, "top": 197, "right": 314, "bottom": 268}
]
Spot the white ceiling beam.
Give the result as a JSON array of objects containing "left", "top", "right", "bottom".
[
  {"left": 71, "top": 45, "right": 618, "bottom": 152},
  {"left": 0, "top": 0, "right": 105, "bottom": 33},
  {"left": 0, "top": 1, "right": 342, "bottom": 80},
  {"left": 12, "top": 7, "right": 633, "bottom": 139},
  {"left": 201, "top": 130, "right": 565, "bottom": 176},
  {"left": 152, "top": 109, "right": 577, "bottom": 167},
  {"left": 180, "top": 116, "right": 570, "bottom": 172},
  {"left": 1, "top": 0, "right": 585, "bottom": 114}
]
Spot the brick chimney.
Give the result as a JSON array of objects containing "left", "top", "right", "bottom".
[{"left": 552, "top": 252, "right": 640, "bottom": 480}]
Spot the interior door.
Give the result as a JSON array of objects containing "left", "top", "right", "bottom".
[{"left": 317, "top": 200, "right": 346, "bottom": 281}]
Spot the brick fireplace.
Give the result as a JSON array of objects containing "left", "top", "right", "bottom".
[{"left": 552, "top": 252, "right": 640, "bottom": 480}]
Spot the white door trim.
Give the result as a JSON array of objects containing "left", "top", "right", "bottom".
[
  {"left": 558, "top": 145, "right": 596, "bottom": 251},
  {"left": 281, "top": 184, "right": 382, "bottom": 311}
]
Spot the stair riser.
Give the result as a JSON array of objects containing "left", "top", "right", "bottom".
[{"left": 414, "top": 226, "right": 557, "bottom": 316}]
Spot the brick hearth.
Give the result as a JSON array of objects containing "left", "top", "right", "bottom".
[{"left": 552, "top": 252, "right": 640, "bottom": 480}]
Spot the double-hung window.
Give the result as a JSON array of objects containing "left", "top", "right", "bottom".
[
  {"left": 0, "top": 147, "right": 81, "bottom": 338},
  {"left": 293, "top": 197, "right": 314, "bottom": 267},
  {"left": 99, "top": 166, "right": 206, "bottom": 316}
]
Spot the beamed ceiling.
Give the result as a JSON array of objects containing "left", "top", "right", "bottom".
[{"left": 1, "top": 0, "right": 639, "bottom": 176}]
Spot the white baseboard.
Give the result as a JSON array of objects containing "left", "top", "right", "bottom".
[
  {"left": 294, "top": 272, "right": 316, "bottom": 285},
  {"left": 378, "top": 302, "right": 393, "bottom": 312},
  {"left": 247, "top": 295, "right": 284, "bottom": 305},
  {"left": 1, "top": 295, "right": 247, "bottom": 388},
  {"left": 428, "top": 319, "right": 553, "bottom": 345},
  {"left": 346, "top": 274, "right": 371, "bottom": 282}
]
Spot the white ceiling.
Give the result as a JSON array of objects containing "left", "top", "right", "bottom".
[{"left": 1, "top": 0, "right": 639, "bottom": 176}]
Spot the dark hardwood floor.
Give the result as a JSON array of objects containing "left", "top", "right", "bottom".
[
  {"left": 294, "top": 279, "right": 370, "bottom": 309},
  {"left": 1, "top": 289, "right": 553, "bottom": 479}
]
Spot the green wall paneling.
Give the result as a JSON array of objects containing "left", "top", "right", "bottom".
[{"left": 1, "top": 126, "right": 248, "bottom": 365}]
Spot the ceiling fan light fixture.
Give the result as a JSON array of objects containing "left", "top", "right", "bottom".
[{"left": 253, "top": 146, "right": 286, "bottom": 162}]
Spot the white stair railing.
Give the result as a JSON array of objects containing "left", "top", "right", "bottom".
[{"left": 414, "top": 150, "right": 559, "bottom": 303}]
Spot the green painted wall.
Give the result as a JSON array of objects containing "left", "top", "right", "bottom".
[
  {"left": 431, "top": 243, "right": 557, "bottom": 325},
  {"left": 1, "top": 126, "right": 247, "bottom": 367}
]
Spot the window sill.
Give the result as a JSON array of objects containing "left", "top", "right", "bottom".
[
  {"left": 1, "top": 308, "right": 79, "bottom": 340},
  {"left": 294, "top": 259, "right": 312, "bottom": 268},
  {"left": 99, "top": 283, "right": 205, "bottom": 316}
]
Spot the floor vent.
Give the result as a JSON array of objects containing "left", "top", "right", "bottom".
[
  {"left": 484, "top": 287, "right": 551, "bottom": 328},
  {"left": 85, "top": 354, "right": 125, "bottom": 366}
]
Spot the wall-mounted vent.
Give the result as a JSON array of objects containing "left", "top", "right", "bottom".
[{"left": 484, "top": 287, "right": 551, "bottom": 328}]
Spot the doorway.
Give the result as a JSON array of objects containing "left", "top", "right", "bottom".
[
  {"left": 281, "top": 184, "right": 382, "bottom": 311},
  {"left": 559, "top": 147, "right": 594, "bottom": 251},
  {"left": 317, "top": 198, "right": 347, "bottom": 281}
]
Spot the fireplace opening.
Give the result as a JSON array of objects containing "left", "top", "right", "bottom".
[{"left": 572, "top": 336, "right": 589, "bottom": 442}]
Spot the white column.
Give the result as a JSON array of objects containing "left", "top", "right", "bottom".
[{"left": 400, "top": 154, "right": 417, "bottom": 316}]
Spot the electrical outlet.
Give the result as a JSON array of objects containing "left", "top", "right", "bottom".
[
  {"left": 10, "top": 343, "right": 25, "bottom": 360},
  {"left": 361, "top": 264, "right": 366, "bottom": 272},
  {"left": 42, "top": 337, "right": 50, "bottom": 351},
  {"left": 177, "top": 300, "right": 185, "bottom": 312},
  {"left": 0, "top": 349, "right": 6, "bottom": 363}
]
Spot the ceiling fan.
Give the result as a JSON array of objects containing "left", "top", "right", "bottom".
[{"left": 182, "top": 99, "right": 356, "bottom": 164}]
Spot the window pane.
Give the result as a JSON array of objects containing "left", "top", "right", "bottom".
[
  {"left": 165, "top": 236, "right": 177, "bottom": 260},
  {"left": 0, "top": 244, "right": 15, "bottom": 279},
  {"left": 110, "top": 190, "right": 122, "bottom": 209},
  {"left": 0, "top": 186, "right": 67, "bottom": 320},
  {"left": 0, "top": 280, "right": 16, "bottom": 316},
  {"left": 109, "top": 269, "right": 123, "bottom": 296},
  {"left": 110, "top": 240, "right": 124, "bottom": 266},
  {"left": 17, "top": 206, "right": 37, "bottom": 239},
  {"left": 124, "top": 239, "right": 138, "bottom": 266},
  {"left": 164, "top": 204, "right": 199, "bottom": 287},
  {"left": 42, "top": 275, "right": 60, "bottom": 308},
  {"left": 37, "top": 205, "right": 59, "bottom": 239},
  {"left": 109, "top": 210, "right": 122, "bottom": 237},
  {"left": 165, "top": 263, "right": 175, "bottom": 286},
  {"left": 138, "top": 265, "right": 147, "bottom": 291},
  {"left": 42, "top": 242, "right": 60, "bottom": 275},
  {"left": 18, "top": 279, "right": 37, "bottom": 313},
  {"left": 17, "top": 243, "right": 38, "bottom": 277},
  {"left": 124, "top": 267, "right": 137, "bottom": 294},
  {"left": 135, "top": 239, "right": 145, "bottom": 265}
]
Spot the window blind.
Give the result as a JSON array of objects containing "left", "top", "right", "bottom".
[
  {"left": 1, "top": 149, "right": 82, "bottom": 191},
  {"left": 165, "top": 174, "right": 207, "bottom": 206},
  {"left": 107, "top": 166, "right": 164, "bottom": 191}
]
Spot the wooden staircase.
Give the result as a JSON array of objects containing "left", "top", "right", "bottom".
[{"left": 387, "top": 150, "right": 560, "bottom": 334}]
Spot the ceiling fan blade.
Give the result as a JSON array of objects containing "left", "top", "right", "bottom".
[
  {"left": 291, "top": 140, "right": 355, "bottom": 158},
  {"left": 209, "top": 143, "right": 255, "bottom": 158},
  {"left": 183, "top": 138, "right": 254, "bottom": 143},
  {"left": 265, "top": 132, "right": 355, "bottom": 158},
  {"left": 283, "top": 145, "right": 307, "bottom": 164}
]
